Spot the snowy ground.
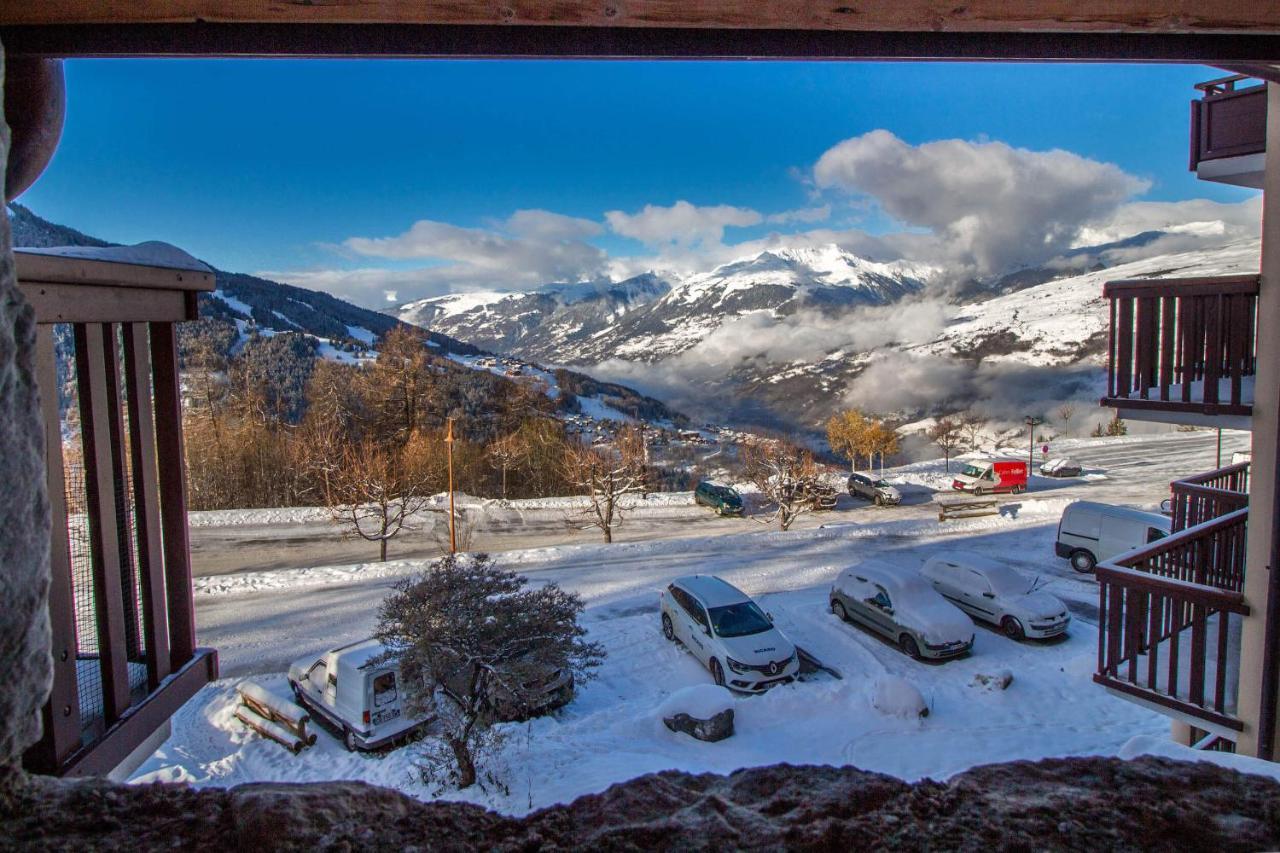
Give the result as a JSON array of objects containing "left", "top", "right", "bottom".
[{"left": 133, "top": 429, "right": 1254, "bottom": 814}]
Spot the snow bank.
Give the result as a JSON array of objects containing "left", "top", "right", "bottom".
[
  {"left": 871, "top": 676, "right": 928, "bottom": 719},
  {"left": 658, "top": 685, "right": 734, "bottom": 721},
  {"left": 1118, "top": 735, "right": 1280, "bottom": 783}
]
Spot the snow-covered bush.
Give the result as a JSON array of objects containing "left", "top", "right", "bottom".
[
  {"left": 375, "top": 553, "right": 604, "bottom": 789},
  {"left": 871, "top": 676, "right": 928, "bottom": 719}
]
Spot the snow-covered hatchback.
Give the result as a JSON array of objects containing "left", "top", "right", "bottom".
[
  {"left": 660, "top": 575, "right": 799, "bottom": 692},
  {"left": 830, "top": 560, "right": 974, "bottom": 661},
  {"left": 920, "top": 552, "right": 1070, "bottom": 640}
]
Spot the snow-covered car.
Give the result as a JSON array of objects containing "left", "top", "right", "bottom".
[
  {"left": 660, "top": 575, "right": 799, "bottom": 693},
  {"left": 288, "top": 639, "right": 432, "bottom": 751},
  {"left": 1040, "top": 458, "right": 1083, "bottom": 478},
  {"left": 829, "top": 560, "right": 974, "bottom": 661},
  {"left": 436, "top": 645, "right": 574, "bottom": 722},
  {"left": 919, "top": 552, "right": 1070, "bottom": 640},
  {"left": 847, "top": 472, "right": 902, "bottom": 506}
]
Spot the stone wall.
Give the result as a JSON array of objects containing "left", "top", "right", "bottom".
[
  {"left": 0, "top": 40, "right": 55, "bottom": 780},
  {"left": 3, "top": 757, "right": 1279, "bottom": 850}
]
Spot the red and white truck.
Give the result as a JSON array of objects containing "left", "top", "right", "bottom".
[{"left": 951, "top": 459, "right": 1028, "bottom": 495}]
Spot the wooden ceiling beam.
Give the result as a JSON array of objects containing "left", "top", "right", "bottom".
[
  {"left": 3, "top": 1, "right": 1280, "bottom": 34},
  {"left": 5, "top": 24, "right": 1280, "bottom": 62}
]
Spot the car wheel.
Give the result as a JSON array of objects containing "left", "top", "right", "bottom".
[
  {"left": 710, "top": 658, "right": 726, "bottom": 687},
  {"left": 973, "top": 486, "right": 984, "bottom": 496},
  {"left": 661, "top": 612, "right": 676, "bottom": 642},
  {"left": 1001, "top": 617, "right": 1026, "bottom": 641},
  {"left": 343, "top": 727, "right": 358, "bottom": 752},
  {"left": 1013, "top": 484, "right": 1025, "bottom": 494},
  {"left": 832, "top": 599, "right": 849, "bottom": 622},
  {"left": 1070, "top": 549, "right": 1097, "bottom": 574},
  {"left": 874, "top": 495, "right": 884, "bottom": 507},
  {"left": 900, "top": 635, "right": 922, "bottom": 660}
]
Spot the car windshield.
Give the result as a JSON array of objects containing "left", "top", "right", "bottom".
[
  {"left": 873, "top": 480, "right": 892, "bottom": 489},
  {"left": 716, "top": 488, "right": 740, "bottom": 503},
  {"left": 983, "top": 564, "right": 1034, "bottom": 596},
  {"left": 707, "top": 602, "right": 772, "bottom": 638},
  {"left": 960, "top": 464, "right": 986, "bottom": 478}
]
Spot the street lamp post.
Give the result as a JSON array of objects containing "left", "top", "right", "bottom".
[
  {"left": 1024, "top": 415, "right": 1043, "bottom": 473},
  {"left": 445, "top": 417, "right": 457, "bottom": 554}
]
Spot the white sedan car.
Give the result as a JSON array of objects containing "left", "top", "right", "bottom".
[
  {"left": 660, "top": 575, "right": 800, "bottom": 692},
  {"left": 920, "top": 552, "right": 1070, "bottom": 640}
]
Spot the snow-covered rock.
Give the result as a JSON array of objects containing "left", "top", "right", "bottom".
[
  {"left": 871, "top": 676, "right": 928, "bottom": 719},
  {"left": 971, "top": 670, "right": 1014, "bottom": 691},
  {"left": 660, "top": 685, "right": 735, "bottom": 742}
]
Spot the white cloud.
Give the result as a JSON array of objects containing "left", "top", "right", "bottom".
[
  {"left": 813, "top": 130, "right": 1151, "bottom": 276},
  {"left": 765, "top": 205, "right": 832, "bottom": 225},
  {"left": 268, "top": 209, "right": 609, "bottom": 306},
  {"left": 605, "top": 200, "right": 763, "bottom": 249}
]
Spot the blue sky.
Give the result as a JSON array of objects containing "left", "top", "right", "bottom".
[{"left": 19, "top": 60, "right": 1262, "bottom": 306}]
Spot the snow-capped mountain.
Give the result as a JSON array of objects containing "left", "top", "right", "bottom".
[
  {"left": 9, "top": 203, "right": 691, "bottom": 433},
  {"left": 398, "top": 234, "right": 1260, "bottom": 436},
  {"left": 396, "top": 244, "right": 934, "bottom": 364}
]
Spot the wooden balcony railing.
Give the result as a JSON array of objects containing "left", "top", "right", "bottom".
[
  {"left": 1102, "top": 275, "right": 1259, "bottom": 419},
  {"left": 1190, "top": 74, "right": 1267, "bottom": 169},
  {"left": 1169, "top": 462, "right": 1250, "bottom": 532},
  {"left": 17, "top": 248, "right": 219, "bottom": 777},
  {"left": 1095, "top": 508, "right": 1249, "bottom": 734}
]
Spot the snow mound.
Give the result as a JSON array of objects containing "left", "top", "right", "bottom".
[
  {"left": 871, "top": 676, "right": 928, "bottom": 719},
  {"left": 1118, "top": 735, "right": 1280, "bottom": 783},
  {"left": 658, "top": 685, "right": 734, "bottom": 721}
]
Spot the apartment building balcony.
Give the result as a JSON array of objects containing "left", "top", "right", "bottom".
[
  {"left": 1095, "top": 464, "right": 1250, "bottom": 743},
  {"left": 1101, "top": 274, "right": 1259, "bottom": 430},
  {"left": 17, "top": 246, "right": 219, "bottom": 777},
  {"left": 1190, "top": 74, "right": 1266, "bottom": 189}
]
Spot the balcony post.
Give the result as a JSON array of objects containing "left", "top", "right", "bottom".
[{"left": 1238, "top": 82, "right": 1280, "bottom": 760}]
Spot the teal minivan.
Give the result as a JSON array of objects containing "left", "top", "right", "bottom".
[{"left": 694, "top": 481, "right": 745, "bottom": 517}]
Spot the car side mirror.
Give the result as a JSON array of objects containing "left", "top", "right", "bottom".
[{"left": 703, "top": 626, "right": 712, "bottom": 637}]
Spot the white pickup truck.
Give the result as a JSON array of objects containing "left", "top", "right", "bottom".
[{"left": 288, "top": 639, "right": 432, "bottom": 751}]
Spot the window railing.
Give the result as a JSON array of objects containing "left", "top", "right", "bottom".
[{"left": 1102, "top": 275, "right": 1259, "bottom": 418}]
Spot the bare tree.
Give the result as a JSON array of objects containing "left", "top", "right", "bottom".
[
  {"left": 743, "top": 437, "right": 822, "bottom": 531},
  {"left": 928, "top": 417, "right": 964, "bottom": 473},
  {"left": 958, "top": 411, "right": 986, "bottom": 452},
  {"left": 323, "top": 438, "right": 434, "bottom": 561},
  {"left": 486, "top": 431, "right": 527, "bottom": 500},
  {"left": 562, "top": 427, "right": 648, "bottom": 543},
  {"left": 375, "top": 554, "right": 604, "bottom": 789},
  {"left": 1057, "top": 403, "right": 1076, "bottom": 434}
]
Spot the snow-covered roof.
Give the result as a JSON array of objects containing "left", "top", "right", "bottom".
[
  {"left": 673, "top": 575, "right": 751, "bottom": 608},
  {"left": 17, "top": 241, "right": 212, "bottom": 272}
]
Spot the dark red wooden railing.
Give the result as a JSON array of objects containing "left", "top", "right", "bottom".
[
  {"left": 1169, "top": 461, "right": 1250, "bottom": 532},
  {"left": 18, "top": 250, "right": 218, "bottom": 778},
  {"left": 1102, "top": 274, "right": 1259, "bottom": 417},
  {"left": 1095, "top": 508, "right": 1249, "bottom": 733}
]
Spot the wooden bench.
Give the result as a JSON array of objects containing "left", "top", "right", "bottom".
[{"left": 935, "top": 497, "right": 1000, "bottom": 523}]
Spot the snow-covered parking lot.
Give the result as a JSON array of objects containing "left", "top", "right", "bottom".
[{"left": 131, "top": 430, "right": 1253, "bottom": 814}]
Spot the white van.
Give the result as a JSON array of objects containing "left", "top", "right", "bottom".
[
  {"left": 288, "top": 639, "right": 432, "bottom": 751},
  {"left": 1055, "top": 501, "right": 1171, "bottom": 573}
]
